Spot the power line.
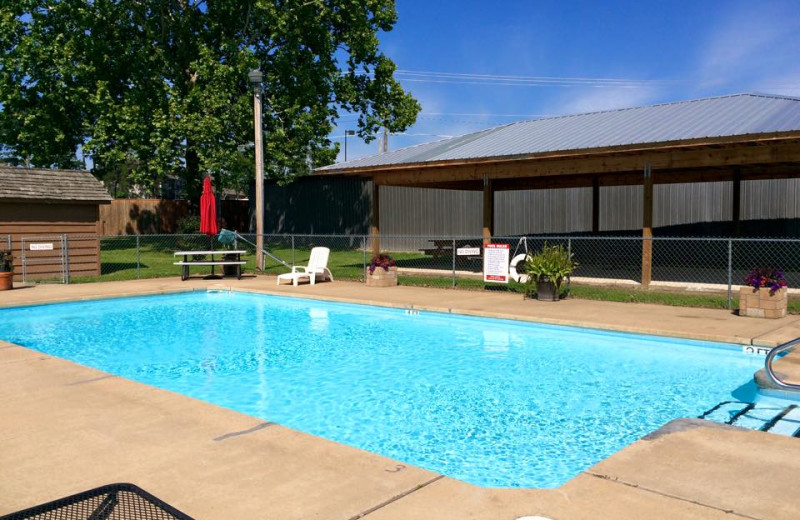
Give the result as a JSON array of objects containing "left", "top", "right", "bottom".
[
  {"left": 352, "top": 67, "right": 800, "bottom": 90},
  {"left": 394, "top": 69, "right": 686, "bottom": 86},
  {"left": 423, "top": 111, "right": 552, "bottom": 118},
  {"left": 398, "top": 77, "right": 655, "bottom": 88}
]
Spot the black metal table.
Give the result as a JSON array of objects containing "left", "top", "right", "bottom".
[{"left": 0, "top": 483, "right": 194, "bottom": 520}]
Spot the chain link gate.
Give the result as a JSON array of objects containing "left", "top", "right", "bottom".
[{"left": 21, "top": 235, "right": 68, "bottom": 284}]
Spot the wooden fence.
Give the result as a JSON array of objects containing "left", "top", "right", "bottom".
[
  {"left": 99, "top": 199, "right": 190, "bottom": 235},
  {"left": 99, "top": 199, "right": 249, "bottom": 235}
]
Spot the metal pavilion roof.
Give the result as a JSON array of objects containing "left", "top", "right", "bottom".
[{"left": 317, "top": 93, "right": 800, "bottom": 173}]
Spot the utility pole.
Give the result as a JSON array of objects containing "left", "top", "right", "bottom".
[
  {"left": 248, "top": 69, "right": 265, "bottom": 271},
  {"left": 382, "top": 127, "right": 389, "bottom": 153}
]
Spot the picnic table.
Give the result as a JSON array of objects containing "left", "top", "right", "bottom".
[
  {"left": 419, "top": 239, "right": 455, "bottom": 258},
  {"left": 173, "top": 250, "right": 246, "bottom": 281},
  {"left": 419, "top": 240, "right": 483, "bottom": 258}
]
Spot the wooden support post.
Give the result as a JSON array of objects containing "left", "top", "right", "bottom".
[
  {"left": 591, "top": 175, "right": 600, "bottom": 234},
  {"left": 732, "top": 169, "right": 741, "bottom": 237},
  {"left": 482, "top": 175, "right": 493, "bottom": 245},
  {"left": 641, "top": 164, "right": 653, "bottom": 288},
  {"left": 371, "top": 180, "right": 380, "bottom": 256}
]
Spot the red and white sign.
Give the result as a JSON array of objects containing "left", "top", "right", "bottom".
[{"left": 483, "top": 243, "right": 510, "bottom": 283}]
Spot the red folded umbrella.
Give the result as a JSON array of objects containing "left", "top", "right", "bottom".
[{"left": 199, "top": 177, "right": 219, "bottom": 236}]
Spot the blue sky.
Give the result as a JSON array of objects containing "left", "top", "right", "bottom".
[{"left": 333, "top": 0, "right": 800, "bottom": 162}]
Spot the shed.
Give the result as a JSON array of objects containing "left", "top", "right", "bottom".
[
  {"left": 316, "top": 93, "right": 800, "bottom": 286},
  {"left": 0, "top": 167, "right": 112, "bottom": 281}
]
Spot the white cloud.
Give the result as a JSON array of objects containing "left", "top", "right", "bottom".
[{"left": 696, "top": 3, "right": 800, "bottom": 91}]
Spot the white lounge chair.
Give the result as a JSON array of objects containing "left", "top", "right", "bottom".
[{"left": 276, "top": 247, "right": 334, "bottom": 286}]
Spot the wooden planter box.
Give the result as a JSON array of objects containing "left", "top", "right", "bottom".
[
  {"left": 739, "top": 287, "right": 787, "bottom": 319},
  {"left": 366, "top": 266, "right": 398, "bottom": 287}
]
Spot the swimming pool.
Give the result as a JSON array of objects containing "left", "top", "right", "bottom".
[{"left": 0, "top": 291, "right": 771, "bottom": 488}]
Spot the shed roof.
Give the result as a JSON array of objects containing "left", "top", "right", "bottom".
[
  {"left": 0, "top": 167, "right": 112, "bottom": 204},
  {"left": 318, "top": 93, "right": 800, "bottom": 173}
]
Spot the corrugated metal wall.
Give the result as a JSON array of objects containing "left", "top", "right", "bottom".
[{"left": 260, "top": 177, "right": 800, "bottom": 240}]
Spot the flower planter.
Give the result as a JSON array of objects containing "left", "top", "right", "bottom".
[
  {"left": 739, "top": 287, "right": 787, "bottom": 319},
  {"left": 0, "top": 272, "right": 12, "bottom": 291},
  {"left": 536, "top": 280, "right": 559, "bottom": 302},
  {"left": 366, "top": 266, "right": 398, "bottom": 287}
]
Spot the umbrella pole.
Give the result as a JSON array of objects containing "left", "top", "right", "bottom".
[{"left": 204, "top": 233, "right": 222, "bottom": 280}]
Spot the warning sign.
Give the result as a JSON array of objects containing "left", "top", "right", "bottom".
[{"left": 483, "top": 243, "right": 510, "bottom": 283}]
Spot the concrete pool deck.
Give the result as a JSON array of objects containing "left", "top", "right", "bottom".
[{"left": 1, "top": 277, "right": 800, "bottom": 519}]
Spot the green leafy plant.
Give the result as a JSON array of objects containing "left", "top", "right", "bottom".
[
  {"left": 522, "top": 243, "right": 578, "bottom": 297},
  {"left": 0, "top": 250, "right": 13, "bottom": 273},
  {"left": 177, "top": 215, "right": 202, "bottom": 235}
]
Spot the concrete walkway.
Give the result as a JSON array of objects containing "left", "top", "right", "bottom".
[{"left": 1, "top": 277, "right": 800, "bottom": 519}]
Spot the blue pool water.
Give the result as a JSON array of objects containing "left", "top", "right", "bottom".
[{"left": 0, "top": 291, "right": 774, "bottom": 488}]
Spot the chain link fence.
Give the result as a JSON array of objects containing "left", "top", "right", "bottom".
[{"left": 10, "top": 233, "right": 800, "bottom": 306}]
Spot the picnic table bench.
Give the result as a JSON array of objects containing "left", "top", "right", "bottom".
[{"left": 173, "top": 250, "right": 246, "bottom": 281}]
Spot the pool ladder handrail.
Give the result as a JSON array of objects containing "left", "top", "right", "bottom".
[{"left": 764, "top": 337, "right": 800, "bottom": 392}]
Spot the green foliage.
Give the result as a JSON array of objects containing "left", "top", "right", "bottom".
[
  {"left": 176, "top": 215, "right": 202, "bottom": 235},
  {"left": 0, "top": 1, "right": 419, "bottom": 198},
  {"left": 522, "top": 243, "right": 578, "bottom": 293}
]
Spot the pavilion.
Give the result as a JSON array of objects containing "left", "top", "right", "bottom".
[{"left": 316, "top": 93, "right": 800, "bottom": 286}]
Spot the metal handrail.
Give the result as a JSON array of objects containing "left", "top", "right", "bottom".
[{"left": 765, "top": 337, "right": 800, "bottom": 392}]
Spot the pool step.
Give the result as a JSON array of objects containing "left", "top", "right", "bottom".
[{"left": 698, "top": 401, "right": 800, "bottom": 437}]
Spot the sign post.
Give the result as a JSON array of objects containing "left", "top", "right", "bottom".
[{"left": 483, "top": 243, "right": 510, "bottom": 284}]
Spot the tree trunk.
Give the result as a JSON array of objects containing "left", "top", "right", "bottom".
[{"left": 185, "top": 140, "right": 202, "bottom": 210}]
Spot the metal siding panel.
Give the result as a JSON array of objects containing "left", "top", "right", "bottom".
[{"left": 261, "top": 176, "right": 800, "bottom": 241}]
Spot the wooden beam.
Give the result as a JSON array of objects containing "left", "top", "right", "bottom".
[
  {"left": 641, "top": 164, "right": 653, "bottom": 288},
  {"left": 371, "top": 181, "right": 380, "bottom": 256},
  {"left": 388, "top": 164, "right": 800, "bottom": 192},
  {"left": 483, "top": 175, "right": 493, "bottom": 245},
  {"left": 732, "top": 168, "right": 741, "bottom": 237},
  {"left": 592, "top": 176, "right": 600, "bottom": 234}
]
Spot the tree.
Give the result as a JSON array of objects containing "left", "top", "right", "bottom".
[{"left": 0, "top": 0, "right": 419, "bottom": 200}]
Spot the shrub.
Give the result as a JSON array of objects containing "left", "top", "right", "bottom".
[
  {"left": 0, "top": 250, "right": 12, "bottom": 272},
  {"left": 176, "top": 215, "right": 202, "bottom": 235}
]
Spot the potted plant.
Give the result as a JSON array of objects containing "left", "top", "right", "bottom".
[
  {"left": 522, "top": 243, "right": 577, "bottom": 301},
  {"left": 740, "top": 268, "right": 788, "bottom": 318},
  {"left": 366, "top": 254, "right": 397, "bottom": 287},
  {"left": 0, "top": 250, "right": 13, "bottom": 291}
]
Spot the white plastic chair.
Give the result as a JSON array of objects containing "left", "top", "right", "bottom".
[{"left": 276, "top": 247, "right": 334, "bottom": 286}]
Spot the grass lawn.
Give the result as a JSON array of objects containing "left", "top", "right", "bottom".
[{"left": 73, "top": 239, "right": 432, "bottom": 283}]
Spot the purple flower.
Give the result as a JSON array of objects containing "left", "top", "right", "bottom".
[
  {"left": 745, "top": 267, "right": 788, "bottom": 295},
  {"left": 368, "top": 254, "right": 395, "bottom": 274}
]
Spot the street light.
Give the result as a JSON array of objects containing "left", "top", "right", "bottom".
[
  {"left": 344, "top": 130, "right": 355, "bottom": 162},
  {"left": 249, "top": 69, "right": 264, "bottom": 270}
]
